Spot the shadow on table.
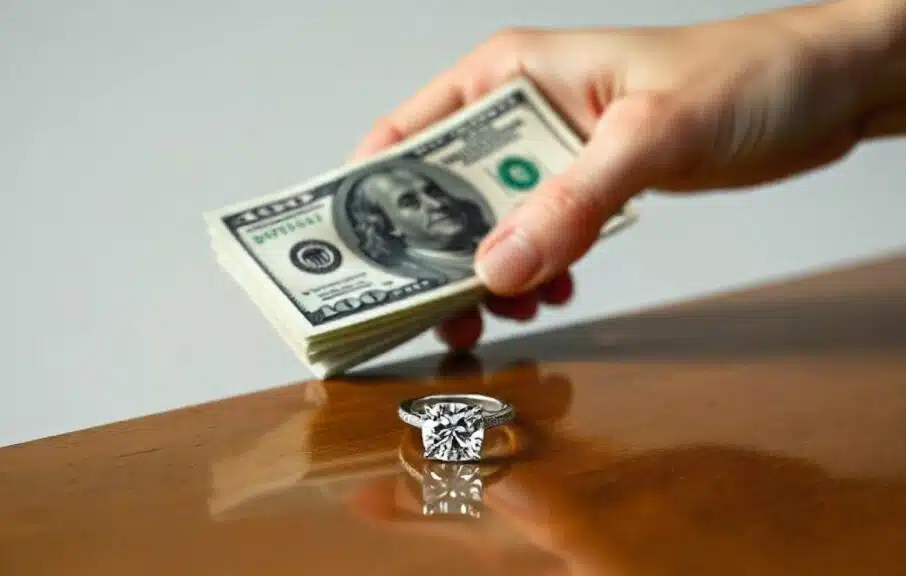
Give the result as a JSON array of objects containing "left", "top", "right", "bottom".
[{"left": 353, "top": 255, "right": 906, "bottom": 380}]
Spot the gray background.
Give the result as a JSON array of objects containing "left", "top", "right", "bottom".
[{"left": 2, "top": 0, "right": 904, "bottom": 448}]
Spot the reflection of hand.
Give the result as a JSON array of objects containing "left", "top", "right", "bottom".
[
  {"left": 344, "top": 463, "right": 574, "bottom": 575},
  {"left": 347, "top": 437, "right": 906, "bottom": 575},
  {"left": 342, "top": 428, "right": 612, "bottom": 575},
  {"left": 351, "top": 0, "right": 906, "bottom": 350},
  {"left": 484, "top": 446, "right": 906, "bottom": 576}
]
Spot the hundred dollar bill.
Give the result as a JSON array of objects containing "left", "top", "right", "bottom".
[{"left": 204, "top": 76, "right": 637, "bottom": 378}]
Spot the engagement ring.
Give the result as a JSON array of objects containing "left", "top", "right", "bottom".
[{"left": 398, "top": 393, "right": 515, "bottom": 462}]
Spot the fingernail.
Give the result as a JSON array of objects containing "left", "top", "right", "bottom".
[{"left": 475, "top": 228, "right": 540, "bottom": 292}]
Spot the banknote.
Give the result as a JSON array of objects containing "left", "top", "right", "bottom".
[{"left": 204, "top": 76, "right": 638, "bottom": 378}]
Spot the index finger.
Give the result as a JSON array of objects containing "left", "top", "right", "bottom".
[
  {"left": 349, "top": 32, "right": 529, "bottom": 160},
  {"left": 349, "top": 68, "right": 468, "bottom": 160}
]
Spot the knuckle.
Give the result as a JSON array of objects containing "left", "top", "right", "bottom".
[
  {"left": 606, "top": 93, "right": 674, "bottom": 137},
  {"left": 536, "top": 176, "right": 601, "bottom": 228},
  {"left": 370, "top": 115, "right": 405, "bottom": 140},
  {"left": 457, "top": 27, "right": 538, "bottom": 101},
  {"left": 483, "top": 27, "right": 535, "bottom": 56},
  {"left": 460, "top": 67, "right": 491, "bottom": 102}
]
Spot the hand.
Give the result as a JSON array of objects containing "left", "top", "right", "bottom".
[{"left": 351, "top": 0, "right": 906, "bottom": 350}]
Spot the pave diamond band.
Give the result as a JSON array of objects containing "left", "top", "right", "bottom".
[
  {"left": 398, "top": 394, "right": 515, "bottom": 429},
  {"left": 398, "top": 394, "right": 515, "bottom": 462}
]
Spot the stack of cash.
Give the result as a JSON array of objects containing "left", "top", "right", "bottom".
[{"left": 204, "top": 77, "right": 637, "bottom": 378}]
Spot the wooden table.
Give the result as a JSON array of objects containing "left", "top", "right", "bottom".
[{"left": 2, "top": 253, "right": 906, "bottom": 575}]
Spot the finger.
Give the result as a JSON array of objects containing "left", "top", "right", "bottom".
[
  {"left": 485, "top": 292, "right": 539, "bottom": 321},
  {"left": 349, "top": 69, "right": 466, "bottom": 161},
  {"left": 436, "top": 352, "right": 484, "bottom": 377},
  {"left": 474, "top": 93, "right": 690, "bottom": 295},
  {"left": 539, "top": 272, "right": 573, "bottom": 305},
  {"left": 349, "top": 119, "right": 407, "bottom": 161},
  {"left": 434, "top": 307, "right": 483, "bottom": 350},
  {"left": 350, "top": 31, "right": 533, "bottom": 161}
]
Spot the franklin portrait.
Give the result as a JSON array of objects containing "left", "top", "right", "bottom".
[{"left": 333, "top": 159, "right": 494, "bottom": 283}]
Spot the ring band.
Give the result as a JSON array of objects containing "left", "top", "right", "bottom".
[{"left": 398, "top": 393, "right": 515, "bottom": 462}]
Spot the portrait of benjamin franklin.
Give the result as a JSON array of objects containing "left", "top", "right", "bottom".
[{"left": 332, "top": 159, "right": 494, "bottom": 282}]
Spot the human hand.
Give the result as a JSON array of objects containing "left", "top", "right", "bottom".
[{"left": 351, "top": 0, "right": 906, "bottom": 350}]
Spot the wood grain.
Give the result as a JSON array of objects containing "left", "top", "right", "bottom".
[{"left": 2, "top": 252, "right": 906, "bottom": 575}]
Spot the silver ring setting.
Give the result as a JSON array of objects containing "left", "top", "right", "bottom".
[{"left": 398, "top": 393, "right": 515, "bottom": 462}]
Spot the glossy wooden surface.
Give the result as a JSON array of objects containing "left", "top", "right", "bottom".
[{"left": 3, "top": 254, "right": 906, "bottom": 575}]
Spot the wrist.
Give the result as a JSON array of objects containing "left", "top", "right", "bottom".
[
  {"left": 808, "top": 0, "right": 906, "bottom": 136},
  {"left": 829, "top": 0, "right": 906, "bottom": 51}
]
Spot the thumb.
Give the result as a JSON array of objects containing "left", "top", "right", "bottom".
[{"left": 474, "top": 93, "right": 689, "bottom": 295}]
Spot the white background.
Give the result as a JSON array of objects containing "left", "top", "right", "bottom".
[{"left": 2, "top": 0, "right": 904, "bottom": 447}]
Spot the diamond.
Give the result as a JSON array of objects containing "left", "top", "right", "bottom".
[
  {"left": 421, "top": 463, "right": 483, "bottom": 518},
  {"left": 421, "top": 402, "right": 484, "bottom": 461}
]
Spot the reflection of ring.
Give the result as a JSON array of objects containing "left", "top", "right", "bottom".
[
  {"left": 397, "top": 442, "right": 508, "bottom": 519},
  {"left": 398, "top": 394, "right": 515, "bottom": 462},
  {"left": 397, "top": 445, "right": 507, "bottom": 485}
]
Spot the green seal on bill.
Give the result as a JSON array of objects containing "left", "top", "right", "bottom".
[{"left": 498, "top": 156, "right": 541, "bottom": 190}]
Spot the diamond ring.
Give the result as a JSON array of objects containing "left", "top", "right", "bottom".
[{"left": 398, "top": 393, "right": 515, "bottom": 462}]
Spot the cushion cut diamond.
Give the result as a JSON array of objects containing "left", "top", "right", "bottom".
[{"left": 421, "top": 402, "right": 484, "bottom": 461}]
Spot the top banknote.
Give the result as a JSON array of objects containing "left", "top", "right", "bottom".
[{"left": 204, "top": 77, "right": 636, "bottom": 340}]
